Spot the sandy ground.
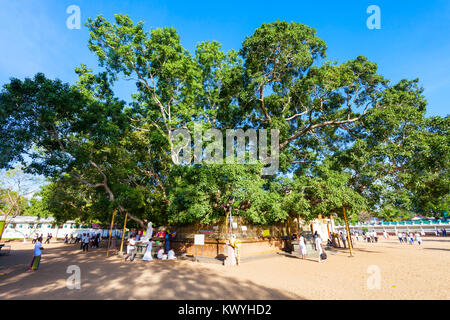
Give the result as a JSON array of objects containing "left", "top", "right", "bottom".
[{"left": 0, "top": 237, "right": 449, "bottom": 300}]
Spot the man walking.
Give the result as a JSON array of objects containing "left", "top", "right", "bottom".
[
  {"left": 79, "top": 233, "right": 84, "bottom": 249},
  {"left": 82, "top": 233, "right": 90, "bottom": 252},
  {"left": 340, "top": 231, "right": 346, "bottom": 248},
  {"left": 44, "top": 233, "right": 51, "bottom": 244}
]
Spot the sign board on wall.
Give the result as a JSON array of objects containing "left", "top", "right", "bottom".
[{"left": 194, "top": 234, "right": 205, "bottom": 245}]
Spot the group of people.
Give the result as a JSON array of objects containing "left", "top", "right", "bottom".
[
  {"left": 296, "top": 231, "right": 326, "bottom": 263},
  {"left": 73, "top": 233, "right": 102, "bottom": 252},
  {"left": 32, "top": 233, "right": 52, "bottom": 244},
  {"left": 64, "top": 234, "right": 75, "bottom": 244},
  {"left": 397, "top": 232, "right": 423, "bottom": 245},
  {"left": 352, "top": 230, "right": 424, "bottom": 246},
  {"left": 435, "top": 228, "right": 447, "bottom": 237},
  {"left": 124, "top": 232, "right": 177, "bottom": 263}
]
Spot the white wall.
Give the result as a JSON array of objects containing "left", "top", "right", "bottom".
[{"left": 2, "top": 225, "right": 121, "bottom": 239}]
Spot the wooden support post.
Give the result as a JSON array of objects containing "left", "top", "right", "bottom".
[
  {"left": 343, "top": 206, "right": 354, "bottom": 257},
  {"left": 118, "top": 212, "right": 128, "bottom": 257},
  {"left": 225, "top": 212, "right": 228, "bottom": 236},
  {"left": 286, "top": 218, "right": 292, "bottom": 252},
  {"left": 106, "top": 209, "right": 117, "bottom": 257}
]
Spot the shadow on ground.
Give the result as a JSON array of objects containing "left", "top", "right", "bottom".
[
  {"left": 0, "top": 243, "right": 303, "bottom": 300},
  {"left": 423, "top": 247, "right": 450, "bottom": 252}
]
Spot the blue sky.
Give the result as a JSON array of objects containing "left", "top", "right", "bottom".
[{"left": 0, "top": 0, "right": 449, "bottom": 117}]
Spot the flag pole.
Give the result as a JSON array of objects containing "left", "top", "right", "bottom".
[{"left": 106, "top": 209, "right": 117, "bottom": 257}]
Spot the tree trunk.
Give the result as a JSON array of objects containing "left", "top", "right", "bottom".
[{"left": 286, "top": 218, "right": 292, "bottom": 252}]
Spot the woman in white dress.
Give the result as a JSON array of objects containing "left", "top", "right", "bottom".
[
  {"left": 315, "top": 234, "right": 324, "bottom": 263},
  {"left": 142, "top": 239, "right": 153, "bottom": 261},
  {"left": 298, "top": 234, "right": 307, "bottom": 260}
]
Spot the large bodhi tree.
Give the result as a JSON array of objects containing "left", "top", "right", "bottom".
[{"left": 0, "top": 15, "right": 447, "bottom": 226}]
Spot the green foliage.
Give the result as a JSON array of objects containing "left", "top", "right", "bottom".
[
  {"left": 23, "top": 197, "right": 52, "bottom": 218},
  {"left": 0, "top": 17, "right": 448, "bottom": 227}
]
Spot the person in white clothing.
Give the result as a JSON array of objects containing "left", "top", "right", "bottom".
[
  {"left": 157, "top": 248, "right": 167, "bottom": 260},
  {"left": 142, "top": 239, "right": 153, "bottom": 261},
  {"left": 415, "top": 232, "right": 422, "bottom": 245},
  {"left": 298, "top": 234, "right": 307, "bottom": 260},
  {"left": 315, "top": 234, "right": 324, "bottom": 263},
  {"left": 82, "top": 233, "right": 90, "bottom": 252},
  {"left": 408, "top": 233, "right": 414, "bottom": 245},
  {"left": 167, "top": 249, "right": 177, "bottom": 260},
  {"left": 124, "top": 235, "right": 136, "bottom": 262}
]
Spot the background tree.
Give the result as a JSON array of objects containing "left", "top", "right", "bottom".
[{"left": 0, "top": 166, "right": 42, "bottom": 238}]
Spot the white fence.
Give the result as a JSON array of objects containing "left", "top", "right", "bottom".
[
  {"left": 2, "top": 226, "right": 122, "bottom": 240},
  {"left": 335, "top": 221, "right": 450, "bottom": 236}
]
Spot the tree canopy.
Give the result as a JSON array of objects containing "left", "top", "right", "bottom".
[{"left": 0, "top": 16, "right": 448, "bottom": 227}]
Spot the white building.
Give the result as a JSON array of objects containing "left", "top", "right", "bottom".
[{"left": 0, "top": 216, "right": 121, "bottom": 240}]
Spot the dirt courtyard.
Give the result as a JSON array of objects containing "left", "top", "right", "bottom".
[{"left": 0, "top": 237, "right": 449, "bottom": 300}]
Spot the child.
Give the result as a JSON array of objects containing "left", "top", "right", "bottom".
[
  {"left": 124, "top": 235, "right": 136, "bottom": 262},
  {"left": 28, "top": 237, "right": 44, "bottom": 272}
]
